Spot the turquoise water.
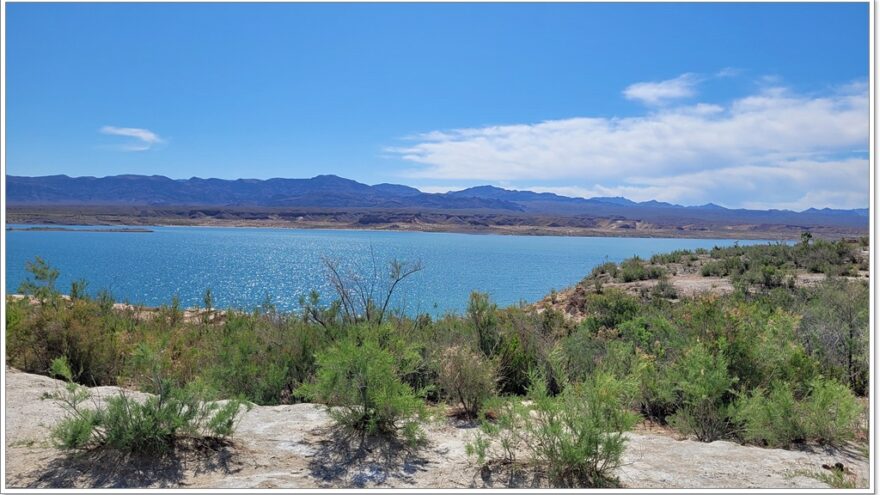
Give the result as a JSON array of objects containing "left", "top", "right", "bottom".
[{"left": 5, "top": 226, "right": 768, "bottom": 316}]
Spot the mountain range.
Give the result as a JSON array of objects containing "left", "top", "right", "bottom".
[{"left": 5, "top": 174, "right": 869, "bottom": 229}]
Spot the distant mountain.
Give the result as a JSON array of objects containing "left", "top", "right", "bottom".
[
  {"left": 444, "top": 184, "right": 868, "bottom": 229},
  {"left": 5, "top": 174, "right": 868, "bottom": 229},
  {"left": 6, "top": 174, "right": 523, "bottom": 211}
]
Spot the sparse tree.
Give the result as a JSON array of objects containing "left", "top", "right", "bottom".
[{"left": 322, "top": 256, "right": 422, "bottom": 325}]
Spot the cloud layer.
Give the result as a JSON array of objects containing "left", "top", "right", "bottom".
[
  {"left": 100, "top": 126, "right": 164, "bottom": 151},
  {"left": 389, "top": 77, "right": 868, "bottom": 210}
]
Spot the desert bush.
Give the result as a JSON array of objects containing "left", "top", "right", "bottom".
[
  {"left": 589, "top": 261, "right": 618, "bottom": 279},
  {"left": 468, "top": 291, "right": 500, "bottom": 357},
  {"left": 650, "top": 250, "right": 691, "bottom": 265},
  {"left": 799, "top": 279, "right": 869, "bottom": 395},
  {"left": 205, "top": 314, "right": 325, "bottom": 405},
  {"left": 734, "top": 378, "right": 861, "bottom": 447},
  {"left": 700, "top": 261, "right": 725, "bottom": 277},
  {"left": 733, "top": 381, "right": 801, "bottom": 447},
  {"left": 581, "top": 289, "right": 639, "bottom": 333},
  {"left": 18, "top": 256, "right": 61, "bottom": 304},
  {"left": 799, "top": 378, "right": 861, "bottom": 445},
  {"left": 630, "top": 355, "right": 677, "bottom": 422},
  {"left": 297, "top": 326, "right": 425, "bottom": 445},
  {"left": 650, "top": 277, "right": 678, "bottom": 299},
  {"left": 617, "top": 257, "right": 665, "bottom": 283},
  {"left": 494, "top": 328, "right": 540, "bottom": 395},
  {"left": 467, "top": 372, "right": 637, "bottom": 487},
  {"left": 668, "top": 343, "right": 734, "bottom": 441},
  {"left": 6, "top": 291, "right": 127, "bottom": 387},
  {"left": 436, "top": 345, "right": 496, "bottom": 418},
  {"left": 617, "top": 315, "right": 679, "bottom": 353},
  {"left": 725, "top": 308, "right": 818, "bottom": 394},
  {"left": 50, "top": 357, "right": 244, "bottom": 454}
]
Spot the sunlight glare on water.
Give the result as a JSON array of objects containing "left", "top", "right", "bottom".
[{"left": 5, "top": 226, "right": 770, "bottom": 316}]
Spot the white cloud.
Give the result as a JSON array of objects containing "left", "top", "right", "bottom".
[
  {"left": 623, "top": 73, "right": 702, "bottom": 105},
  {"left": 716, "top": 67, "right": 742, "bottom": 78},
  {"left": 387, "top": 79, "right": 868, "bottom": 210},
  {"left": 99, "top": 126, "right": 164, "bottom": 151}
]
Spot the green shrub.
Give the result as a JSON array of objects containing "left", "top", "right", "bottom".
[
  {"left": 50, "top": 357, "right": 244, "bottom": 455},
  {"left": 799, "top": 279, "right": 869, "bottom": 395},
  {"left": 436, "top": 345, "right": 496, "bottom": 419},
  {"left": 468, "top": 372, "right": 637, "bottom": 487},
  {"left": 18, "top": 257, "right": 60, "bottom": 303},
  {"left": 630, "top": 355, "right": 677, "bottom": 422},
  {"left": 799, "top": 378, "right": 861, "bottom": 445},
  {"left": 735, "top": 378, "right": 862, "bottom": 447},
  {"left": 651, "top": 277, "right": 678, "bottom": 300},
  {"left": 650, "top": 250, "right": 691, "bottom": 265},
  {"left": 205, "top": 314, "right": 324, "bottom": 405},
  {"left": 495, "top": 331, "right": 539, "bottom": 395},
  {"left": 668, "top": 343, "right": 734, "bottom": 441},
  {"left": 468, "top": 292, "right": 500, "bottom": 357},
  {"left": 589, "top": 261, "right": 618, "bottom": 279},
  {"left": 733, "top": 381, "right": 801, "bottom": 447},
  {"left": 617, "top": 257, "right": 665, "bottom": 283},
  {"left": 726, "top": 308, "right": 818, "bottom": 394},
  {"left": 297, "top": 327, "right": 425, "bottom": 445},
  {"left": 582, "top": 289, "right": 639, "bottom": 332},
  {"left": 700, "top": 261, "right": 724, "bottom": 277}
]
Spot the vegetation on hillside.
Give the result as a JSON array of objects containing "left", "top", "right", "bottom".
[{"left": 4, "top": 237, "right": 869, "bottom": 486}]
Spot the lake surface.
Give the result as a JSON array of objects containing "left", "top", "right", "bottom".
[{"left": 6, "top": 226, "right": 769, "bottom": 316}]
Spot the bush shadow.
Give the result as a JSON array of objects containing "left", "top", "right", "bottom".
[
  {"left": 307, "top": 426, "right": 430, "bottom": 488},
  {"left": 21, "top": 438, "right": 242, "bottom": 488}
]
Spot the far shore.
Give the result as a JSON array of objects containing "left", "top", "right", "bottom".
[
  {"left": 6, "top": 217, "right": 859, "bottom": 241},
  {"left": 6, "top": 226, "right": 153, "bottom": 233},
  {"left": 7, "top": 204, "right": 868, "bottom": 241}
]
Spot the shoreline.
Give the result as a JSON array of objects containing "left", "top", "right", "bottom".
[
  {"left": 4, "top": 218, "right": 841, "bottom": 241},
  {"left": 6, "top": 226, "right": 154, "bottom": 233}
]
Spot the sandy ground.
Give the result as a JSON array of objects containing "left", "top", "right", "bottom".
[{"left": 4, "top": 367, "right": 868, "bottom": 489}]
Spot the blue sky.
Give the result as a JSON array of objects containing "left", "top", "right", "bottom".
[{"left": 6, "top": 3, "right": 869, "bottom": 209}]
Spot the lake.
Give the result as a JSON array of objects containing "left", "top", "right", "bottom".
[{"left": 5, "top": 226, "right": 770, "bottom": 316}]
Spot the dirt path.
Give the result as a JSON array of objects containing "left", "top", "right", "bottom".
[{"left": 4, "top": 368, "right": 868, "bottom": 489}]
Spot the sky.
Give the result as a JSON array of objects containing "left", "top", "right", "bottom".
[{"left": 6, "top": 3, "right": 870, "bottom": 210}]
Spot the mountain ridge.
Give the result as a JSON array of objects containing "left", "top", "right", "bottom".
[{"left": 5, "top": 174, "right": 868, "bottom": 229}]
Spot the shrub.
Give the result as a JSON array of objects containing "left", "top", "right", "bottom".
[
  {"left": 436, "top": 345, "right": 496, "bottom": 418},
  {"left": 651, "top": 277, "right": 678, "bottom": 300},
  {"left": 205, "top": 314, "right": 324, "bottom": 405},
  {"left": 668, "top": 343, "right": 734, "bottom": 441},
  {"left": 50, "top": 357, "right": 244, "bottom": 454},
  {"left": 630, "top": 355, "right": 677, "bottom": 422},
  {"left": 617, "top": 258, "right": 665, "bottom": 283},
  {"left": 297, "top": 327, "right": 425, "bottom": 445},
  {"left": 726, "top": 308, "right": 819, "bottom": 394},
  {"left": 733, "top": 381, "right": 801, "bottom": 447},
  {"left": 734, "top": 378, "right": 862, "bottom": 448},
  {"left": 467, "top": 372, "right": 637, "bottom": 487},
  {"left": 581, "top": 289, "right": 639, "bottom": 333},
  {"left": 650, "top": 250, "right": 691, "bottom": 265},
  {"left": 700, "top": 261, "right": 724, "bottom": 277},
  {"left": 799, "top": 279, "right": 869, "bottom": 395},
  {"left": 18, "top": 257, "right": 60, "bottom": 303},
  {"left": 589, "top": 261, "right": 618, "bottom": 279},
  {"left": 799, "top": 378, "right": 861, "bottom": 446},
  {"left": 468, "top": 292, "right": 500, "bottom": 357},
  {"left": 495, "top": 330, "right": 539, "bottom": 395}
]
